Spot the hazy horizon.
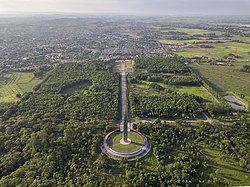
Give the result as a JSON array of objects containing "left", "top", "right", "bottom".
[{"left": 0, "top": 0, "right": 250, "bottom": 16}]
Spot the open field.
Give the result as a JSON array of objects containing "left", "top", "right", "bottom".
[
  {"left": 159, "top": 28, "right": 227, "bottom": 44},
  {"left": 158, "top": 83, "right": 217, "bottom": 103},
  {"left": 190, "top": 62, "right": 250, "bottom": 101},
  {"left": 159, "top": 39, "right": 232, "bottom": 45},
  {"left": 232, "top": 36, "right": 250, "bottom": 43},
  {"left": 125, "top": 60, "right": 134, "bottom": 69},
  {"left": 175, "top": 42, "right": 250, "bottom": 59},
  {"left": 159, "top": 39, "right": 205, "bottom": 44},
  {"left": 160, "top": 28, "right": 216, "bottom": 35},
  {"left": 130, "top": 80, "right": 216, "bottom": 103},
  {"left": 0, "top": 72, "right": 42, "bottom": 102}
]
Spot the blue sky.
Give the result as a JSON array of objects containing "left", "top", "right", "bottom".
[{"left": 0, "top": 0, "right": 250, "bottom": 15}]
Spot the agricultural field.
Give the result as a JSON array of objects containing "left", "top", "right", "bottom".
[
  {"left": 190, "top": 61, "right": 250, "bottom": 102},
  {"left": 158, "top": 26, "right": 250, "bottom": 60},
  {"left": 159, "top": 28, "right": 227, "bottom": 44},
  {"left": 159, "top": 39, "right": 206, "bottom": 44},
  {"left": 159, "top": 28, "right": 220, "bottom": 35},
  {"left": 0, "top": 72, "right": 42, "bottom": 102},
  {"left": 176, "top": 42, "right": 250, "bottom": 59}
]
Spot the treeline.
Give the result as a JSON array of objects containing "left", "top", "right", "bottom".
[
  {"left": 241, "top": 65, "right": 250, "bottom": 73},
  {"left": 129, "top": 73, "right": 199, "bottom": 86},
  {"left": 164, "top": 75, "right": 199, "bottom": 86},
  {"left": 165, "top": 31, "right": 188, "bottom": 35},
  {"left": 0, "top": 103, "right": 16, "bottom": 116},
  {"left": 130, "top": 92, "right": 204, "bottom": 118},
  {"left": 134, "top": 56, "right": 188, "bottom": 74},
  {"left": 167, "top": 35, "right": 195, "bottom": 40}
]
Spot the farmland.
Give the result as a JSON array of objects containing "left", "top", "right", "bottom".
[
  {"left": 158, "top": 26, "right": 250, "bottom": 60},
  {"left": 176, "top": 42, "right": 250, "bottom": 59},
  {"left": 157, "top": 24, "right": 250, "bottom": 116},
  {"left": 159, "top": 28, "right": 227, "bottom": 45},
  {"left": 0, "top": 72, "right": 42, "bottom": 102},
  {"left": 190, "top": 61, "right": 250, "bottom": 102}
]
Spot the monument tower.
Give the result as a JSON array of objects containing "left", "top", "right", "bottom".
[
  {"left": 101, "top": 60, "right": 151, "bottom": 161},
  {"left": 122, "top": 107, "right": 128, "bottom": 142}
]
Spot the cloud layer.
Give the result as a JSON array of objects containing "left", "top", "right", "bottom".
[{"left": 0, "top": 0, "right": 250, "bottom": 15}]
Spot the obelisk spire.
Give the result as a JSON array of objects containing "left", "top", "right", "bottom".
[{"left": 123, "top": 107, "right": 128, "bottom": 142}]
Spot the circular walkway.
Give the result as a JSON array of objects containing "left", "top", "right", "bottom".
[{"left": 101, "top": 130, "right": 151, "bottom": 161}]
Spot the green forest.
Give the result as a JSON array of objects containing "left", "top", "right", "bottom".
[
  {"left": 0, "top": 59, "right": 249, "bottom": 186},
  {"left": 0, "top": 61, "right": 120, "bottom": 186},
  {"left": 130, "top": 93, "right": 204, "bottom": 118}
]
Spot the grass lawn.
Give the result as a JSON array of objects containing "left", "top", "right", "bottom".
[
  {"left": 110, "top": 131, "right": 144, "bottom": 153},
  {"left": 115, "top": 64, "right": 121, "bottom": 69},
  {"left": 158, "top": 83, "right": 217, "bottom": 103},
  {"left": 125, "top": 60, "right": 134, "bottom": 69},
  {"left": 130, "top": 82, "right": 156, "bottom": 95},
  {"left": 130, "top": 80, "right": 216, "bottom": 103},
  {"left": 0, "top": 72, "right": 42, "bottom": 102}
]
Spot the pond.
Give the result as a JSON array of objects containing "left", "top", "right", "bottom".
[{"left": 223, "top": 95, "right": 245, "bottom": 110}]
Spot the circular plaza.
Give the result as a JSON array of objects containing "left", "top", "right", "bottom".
[{"left": 101, "top": 130, "right": 151, "bottom": 161}]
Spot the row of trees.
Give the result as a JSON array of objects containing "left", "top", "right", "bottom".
[
  {"left": 130, "top": 73, "right": 199, "bottom": 86},
  {"left": 164, "top": 75, "right": 199, "bottom": 86},
  {"left": 134, "top": 56, "right": 188, "bottom": 74},
  {"left": 241, "top": 65, "right": 250, "bottom": 73}
]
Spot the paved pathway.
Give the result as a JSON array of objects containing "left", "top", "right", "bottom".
[{"left": 119, "top": 61, "right": 129, "bottom": 132}]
